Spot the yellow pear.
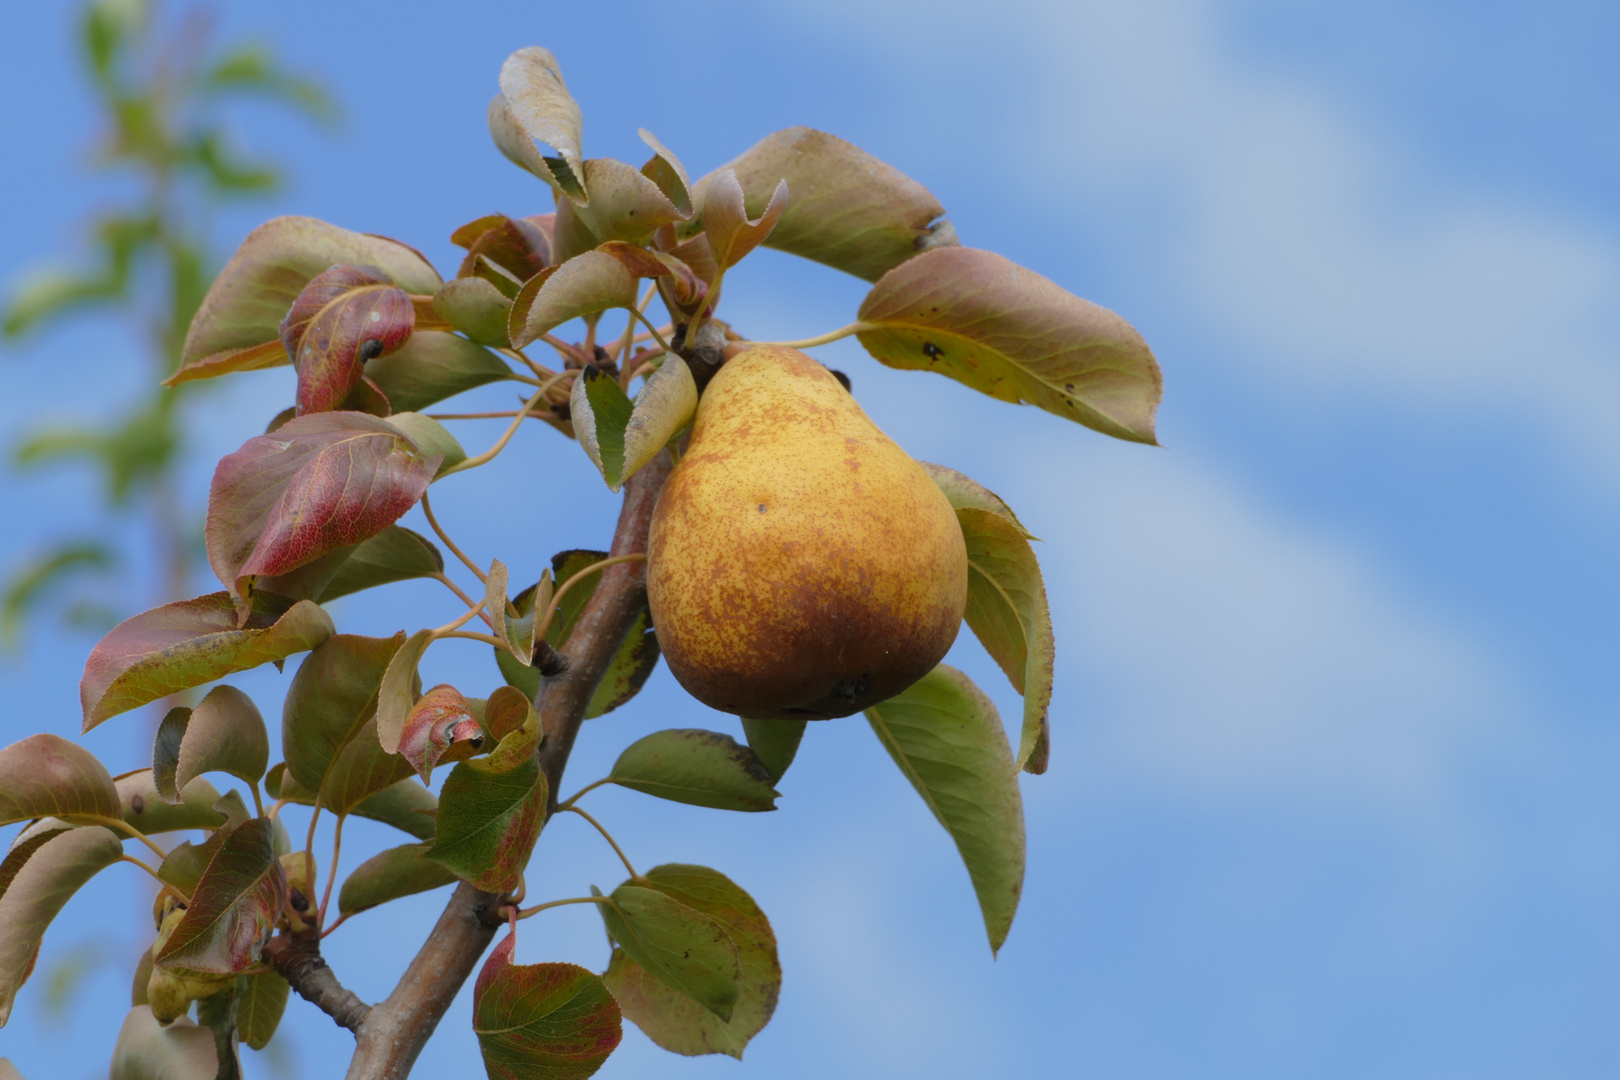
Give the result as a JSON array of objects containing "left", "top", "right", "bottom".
[{"left": 646, "top": 345, "right": 967, "bottom": 719}]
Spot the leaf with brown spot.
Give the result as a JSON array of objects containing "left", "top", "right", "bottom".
[
  {"left": 425, "top": 758, "right": 543, "bottom": 893},
  {"left": 398, "top": 684, "right": 485, "bottom": 784},
  {"left": 81, "top": 593, "right": 333, "bottom": 730},
  {"left": 0, "top": 734, "right": 120, "bottom": 826},
  {"left": 700, "top": 169, "right": 789, "bottom": 271},
  {"left": 491, "top": 48, "right": 585, "bottom": 202},
  {"left": 117, "top": 771, "right": 225, "bottom": 835},
  {"left": 474, "top": 932, "right": 622, "bottom": 1080},
  {"left": 693, "top": 127, "right": 951, "bottom": 282},
  {"left": 278, "top": 264, "right": 415, "bottom": 416},
  {"left": 205, "top": 412, "right": 441, "bottom": 616},
  {"left": 0, "top": 826, "right": 123, "bottom": 1025},
  {"left": 608, "top": 730, "right": 778, "bottom": 812},
  {"left": 155, "top": 818, "right": 284, "bottom": 977},
  {"left": 857, "top": 247, "right": 1162, "bottom": 443},
  {"left": 509, "top": 251, "right": 638, "bottom": 349}
]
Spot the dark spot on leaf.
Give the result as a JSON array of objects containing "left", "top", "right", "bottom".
[
  {"left": 922, "top": 342, "right": 943, "bottom": 361},
  {"left": 1065, "top": 383, "right": 1074, "bottom": 392},
  {"left": 359, "top": 339, "right": 386, "bottom": 363},
  {"left": 131, "top": 794, "right": 145, "bottom": 815}
]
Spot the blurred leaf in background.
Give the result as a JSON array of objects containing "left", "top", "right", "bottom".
[{"left": 0, "top": 0, "right": 335, "bottom": 646}]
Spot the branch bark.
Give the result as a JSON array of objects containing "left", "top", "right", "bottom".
[
  {"left": 264, "top": 924, "right": 371, "bottom": 1033},
  {"left": 343, "top": 452, "right": 674, "bottom": 1080}
]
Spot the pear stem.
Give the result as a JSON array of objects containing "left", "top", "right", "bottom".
[{"left": 754, "top": 321, "right": 871, "bottom": 350}]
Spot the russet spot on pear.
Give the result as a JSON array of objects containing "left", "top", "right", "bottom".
[{"left": 646, "top": 345, "right": 967, "bottom": 720}]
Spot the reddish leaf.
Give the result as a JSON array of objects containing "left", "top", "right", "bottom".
[
  {"left": 856, "top": 246, "right": 1162, "bottom": 444},
  {"left": 80, "top": 593, "right": 333, "bottom": 730},
  {"left": 279, "top": 265, "right": 415, "bottom": 416},
  {"left": 425, "top": 758, "right": 543, "bottom": 893},
  {"left": 700, "top": 170, "right": 789, "bottom": 271},
  {"left": 456, "top": 216, "right": 550, "bottom": 283},
  {"left": 0, "top": 734, "right": 120, "bottom": 826},
  {"left": 474, "top": 932, "right": 622, "bottom": 1080},
  {"left": 399, "top": 684, "right": 485, "bottom": 784},
  {"left": 155, "top": 819, "right": 284, "bottom": 977},
  {"left": 483, "top": 685, "right": 532, "bottom": 742},
  {"left": 206, "top": 412, "right": 441, "bottom": 616}
]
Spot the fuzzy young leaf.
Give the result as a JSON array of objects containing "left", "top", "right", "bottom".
[
  {"left": 494, "top": 48, "right": 586, "bottom": 202},
  {"left": 398, "top": 684, "right": 485, "bottom": 783},
  {"left": 108, "top": 1006, "right": 220, "bottom": 1080},
  {"left": 865, "top": 665, "right": 1026, "bottom": 954},
  {"left": 431, "top": 278, "right": 514, "bottom": 348},
  {"left": 619, "top": 356, "right": 696, "bottom": 491},
  {"left": 117, "top": 771, "right": 226, "bottom": 835},
  {"left": 473, "top": 933, "right": 622, "bottom": 1080},
  {"left": 156, "top": 819, "right": 284, "bottom": 977},
  {"left": 485, "top": 559, "right": 529, "bottom": 663},
  {"left": 0, "top": 733, "right": 120, "bottom": 826},
  {"left": 603, "top": 864, "right": 779, "bottom": 1059},
  {"left": 608, "top": 730, "right": 779, "bottom": 812},
  {"left": 364, "top": 330, "right": 514, "bottom": 411},
  {"left": 206, "top": 412, "right": 441, "bottom": 615},
  {"left": 337, "top": 842, "right": 457, "bottom": 917},
  {"left": 171, "top": 216, "right": 441, "bottom": 384},
  {"left": 576, "top": 158, "right": 685, "bottom": 244},
  {"left": 857, "top": 247, "right": 1162, "bottom": 444},
  {"left": 596, "top": 883, "right": 741, "bottom": 1021},
  {"left": 279, "top": 264, "right": 415, "bottom": 415},
  {"left": 694, "top": 127, "right": 950, "bottom": 282},
  {"left": 739, "top": 718, "right": 806, "bottom": 783},
  {"left": 957, "top": 507, "right": 1053, "bottom": 774},
  {"left": 0, "top": 826, "right": 123, "bottom": 1025},
  {"left": 166, "top": 684, "right": 271, "bottom": 796},
  {"left": 426, "top": 758, "right": 544, "bottom": 893},
  {"left": 235, "top": 969, "right": 290, "bottom": 1051},
  {"left": 510, "top": 251, "right": 638, "bottom": 348},
  {"left": 700, "top": 170, "right": 789, "bottom": 271},
  {"left": 80, "top": 593, "right": 333, "bottom": 730}
]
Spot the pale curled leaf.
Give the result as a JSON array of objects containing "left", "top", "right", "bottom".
[
  {"left": 493, "top": 48, "right": 585, "bottom": 201},
  {"left": 597, "top": 883, "right": 740, "bottom": 1021},
  {"left": 375, "top": 629, "right": 434, "bottom": 756},
  {"left": 865, "top": 665, "right": 1025, "bottom": 954},
  {"left": 0, "top": 826, "right": 123, "bottom": 1025},
  {"left": 701, "top": 170, "right": 789, "bottom": 270},
  {"left": 857, "top": 247, "right": 1162, "bottom": 443},
  {"left": 957, "top": 507, "right": 1053, "bottom": 774},
  {"left": 384, "top": 412, "right": 467, "bottom": 476},
  {"left": 575, "top": 158, "right": 685, "bottom": 244},
  {"left": 474, "top": 933, "right": 622, "bottom": 1080},
  {"left": 609, "top": 730, "right": 778, "bottom": 812},
  {"left": 639, "top": 129, "right": 693, "bottom": 217},
  {"left": 81, "top": 593, "right": 333, "bottom": 730},
  {"left": 510, "top": 250, "right": 638, "bottom": 348},
  {"left": 618, "top": 356, "right": 697, "bottom": 492},
  {"left": 0, "top": 734, "right": 120, "bottom": 826},
  {"left": 155, "top": 818, "right": 284, "bottom": 977}
]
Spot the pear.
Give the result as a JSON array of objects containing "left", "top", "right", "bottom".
[{"left": 646, "top": 345, "right": 967, "bottom": 719}]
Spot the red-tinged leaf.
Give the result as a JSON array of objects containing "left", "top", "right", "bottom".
[
  {"left": 0, "top": 826, "right": 123, "bottom": 1024},
  {"left": 80, "top": 593, "right": 334, "bottom": 730},
  {"left": 173, "top": 216, "right": 441, "bottom": 382},
  {"left": 957, "top": 506, "right": 1054, "bottom": 774},
  {"left": 484, "top": 685, "right": 532, "bottom": 742},
  {"left": 456, "top": 215, "right": 550, "bottom": 283},
  {"left": 595, "top": 882, "right": 741, "bottom": 1021},
  {"left": 509, "top": 251, "right": 638, "bottom": 349},
  {"left": 205, "top": 412, "right": 441, "bottom": 615},
  {"left": 375, "top": 629, "right": 433, "bottom": 756},
  {"left": 156, "top": 819, "right": 284, "bottom": 977},
  {"left": 597, "top": 242, "right": 706, "bottom": 311},
  {"left": 337, "top": 842, "right": 456, "bottom": 917},
  {"left": 117, "top": 770, "right": 225, "bottom": 835},
  {"left": 576, "top": 158, "right": 685, "bottom": 244},
  {"left": 700, "top": 170, "right": 789, "bottom": 271},
  {"left": 865, "top": 665, "right": 1025, "bottom": 954},
  {"left": 451, "top": 214, "right": 509, "bottom": 249},
  {"left": 425, "top": 758, "right": 543, "bottom": 893},
  {"left": 399, "top": 684, "right": 485, "bottom": 783},
  {"left": 0, "top": 734, "right": 119, "bottom": 826},
  {"left": 108, "top": 1006, "right": 220, "bottom": 1080},
  {"left": 474, "top": 932, "right": 622, "bottom": 1080},
  {"left": 693, "top": 127, "right": 952, "bottom": 282},
  {"left": 432, "top": 277, "right": 514, "bottom": 348},
  {"left": 856, "top": 247, "right": 1162, "bottom": 444},
  {"left": 494, "top": 48, "right": 586, "bottom": 202},
  {"left": 154, "top": 685, "right": 270, "bottom": 802},
  {"left": 279, "top": 265, "right": 415, "bottom": 416},
  {"left": 661, "top": 230, "right": 718, "bottom": 285},
  {"left": 638, "top": 129, "right": 693, "bottom": 217},
  {"left": 603, "top": 864, "right": 779, "bottom": 1059}
]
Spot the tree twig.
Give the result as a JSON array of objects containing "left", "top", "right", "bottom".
[{"left": 265, "top": 924, "right": 371, "bottom": 1034}]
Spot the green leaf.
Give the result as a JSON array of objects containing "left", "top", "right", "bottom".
[
  {"left": 571, "top": 364, "right": 635, "bottom": 489},
  {"left": 699, "top": 170, "right": 789, "bottom": 271},
  {"left": 485, "top": 560, "right": 531, "bottom": 664},
  {"left": 365, "top": 330, "right": 514, "bottom": 411},
  {"left": 638, "top": 129, "right": 693, "bottom": 217},
  {"left": 337, "top": 842, "right": 457, "bottom": 916},
  {"left": 252, "top": 524, "right": 446, "bottom": 606},
  {"left": 865, "top": 665, "right": 1026, "bottom": 954},
  {"left": 618, "top": 356, "right": 696, "bottom": 492},
  {"left": 857, "top": 247, "right": 1162, "bottom": 444},
  {"left": 0, "top": 733, "right": 120, "bottom": 826},
  {"left": 375, "top": 629, "right": 433, "bottom": 756},
  {"left": 156, "top": 794, "right": 252, "bottom": 896},
  {"left": 426, "top": 758, "right": 544, "bottom": 893},
  {"left": 608, "top": 730, "right": 778, "bottom": 812},
  {"left": 596, "top": 882, "right": 741, "bottom": 1021},
  {"left": 957, "top": 507, "right": 1053, "bottom": 774},
  {"left": 235, "top": 969, "right": 290, "bottom": 1051},
  {"left": 603, "top": 864, "right": 779, "bottom": 1058},
  {"left": 430, "top": 279, "right": 514, "bottom": 348},
  {"left": 108, "top": 1006, "right": 221, "bottom": 1080},
  {"left": 398, "top": 684, "right": 485, "bottom": 783},
  {"left": 919, "top": 461, "right": 1037, "bottom": 539},
  {"left": 510, "top": 250, "right": 639, "bottom": 349},
  {"left": 156, "top": 819, "right": 285, "bottom": 976},
  {"left": 80, "top": 593, "right": 333, "bottom": 730},
  {"left": 279, "top": 265, "right": 416, "bottom": 415},
  {"left": 576, "top": 158, "right": 686, "bottom": 244},
  {"left": 282, "top": 632, "right": 406, "bottom": 792},
  {"left": 171, "top": 216, "right": 441, "bottom": 383},
  {"left": 320, "top": 716, "right": 418, "bottom": 818},
  {"left": 384, "top": 412, "right": 467, "bottom": 476},
  {"left": 473, "top": 932, "right": 621, "bottom": 1080},
  {"left": 117, "top": 770, "right": 226, "bottom": 835},
  {"left": 492, "top": 48, "right": 586, "bottom": 203},
  {"left": 0, "top": 826, "right": 123, "bottom": 1024},
  {"left": 206, "top": 412, "right": 442, "bottom": 615},
  {"left": 156, "top": 685, "right": 271, "bottom": 800},
  {"left": 694, "top": 127, "right": 951, "bottom": 282},
  {"left": 739, "top": 719, "right": 806, "bottom": 783},
  {"left": 266, "top": 765, "right": 438, "bottom": 840}
]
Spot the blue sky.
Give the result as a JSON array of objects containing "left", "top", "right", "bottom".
[{"left": 1, "top": 1, "right": 1616, "bottom": 1078}]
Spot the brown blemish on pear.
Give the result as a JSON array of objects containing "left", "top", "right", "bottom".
[{"left": 647, "top": 345, "right": 967, "bottom": 720}]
